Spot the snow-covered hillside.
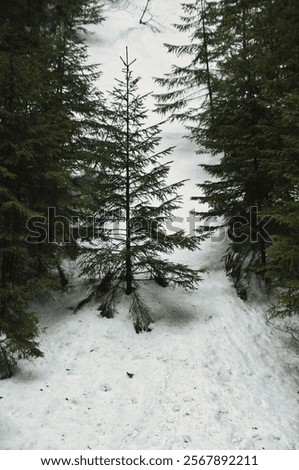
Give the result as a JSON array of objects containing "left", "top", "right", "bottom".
[{"left": 0, "top": 0, "right": 298, "bottom": 450}]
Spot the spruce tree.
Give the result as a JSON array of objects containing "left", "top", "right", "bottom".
[
  {"left": 0, "top": 0, "right": 104, "bottom": 374},
  {"left": 156, "top": 0, "right": 299, "bottom": 311},
  {"left": 78, "top": 48, "right": 202, "bottom": 332},
  {"left": 195, "top": 0, "right": 276, "bottom": 295},
  {"left": 155, "top": 0, "right": 280, "bottom": 297},
  {"left": 0, "top": 0, "right": 51, "bottom": 372},
  {"left": 261, "top": 0, "right": 299, "bottom": 317}
]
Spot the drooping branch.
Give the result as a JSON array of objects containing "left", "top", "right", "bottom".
[{"left": 130, "top": 291, "right": 153, "bottom": 333}]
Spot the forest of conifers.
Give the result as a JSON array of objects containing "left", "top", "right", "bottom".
[{"left": 0, "top": 0, "right": 298, "bottom": 374}]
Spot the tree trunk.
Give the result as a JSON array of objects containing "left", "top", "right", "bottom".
[
  {"left": 0, "top": 346, "right": 13, "bottom": 380},
  {"left": 200, "top": 0, "right": 213, "bottom": 108},
  {"left": 124, "top": 47, "right": 133, "bottom": 295}
]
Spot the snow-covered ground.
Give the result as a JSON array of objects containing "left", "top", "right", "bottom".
[{"left": 0, "top": 0, "right": 298, "bottom": 450}]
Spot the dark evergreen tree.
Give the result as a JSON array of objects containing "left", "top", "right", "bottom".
[
  {"left": 260, "top": 0, "right": 299, "bottom": 317},
  {"left": 156, "top": 0, "right": 299, "bottom": 313},
  {"left": 194, "top": 0, "right": 276, "bottom": 296},
  {"left": 0, "top": 0, "right": 52, "bottom": 369},
  {"left": 78, "top": 48, "right": 202, "bottom": 333},
  {"left": 155, "top": 0, "right": 282, "bottom": 298},
  {"left": 0, "top": 0, "right": 104, "bottom": 374}
]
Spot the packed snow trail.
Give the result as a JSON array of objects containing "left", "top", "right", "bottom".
[
  {"left": 0, "top": 238, "right": 298, "bottom": 450},
  {"left": 0, "top": 0, "right": 298, "bottom": 450}
]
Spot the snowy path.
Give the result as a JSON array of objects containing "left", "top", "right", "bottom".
[
  {"left": 0, "top": 243, "right": 298, "bottom": 449},
  {"left": 0, "top": 0, "right": 298, "bottom": 450}
]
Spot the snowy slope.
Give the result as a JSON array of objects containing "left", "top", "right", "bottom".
[{"left": 0, "top": 0, "right": 298, "bottom": 450}]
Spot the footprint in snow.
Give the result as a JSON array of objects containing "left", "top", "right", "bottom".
[
  {"left": 166, "top": 417, "right": 175, "bottom": 423},
  {"left": 156, "top": 356, "right": 169, "bottom": 363},
  {"left": 172, "top": 405, "right": 181, "bottom": 412}
]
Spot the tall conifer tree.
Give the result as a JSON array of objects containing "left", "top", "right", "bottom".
[
  {"left": 261, "top": 0, "right": 299, "bottom": 317},
  {"left": 155, "top": 0, "right": 282, "bottom": 297},
  {"left": 0, "top": 0, "right": 104, "bottom": 374},
  {"left": 79, "top": 49, "right": 202, "bottom": 332},
  {"left": 194, "top": 0, "right": 276, "bottom": 295}
]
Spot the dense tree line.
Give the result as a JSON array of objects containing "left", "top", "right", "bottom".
[
  {"left": 1, "top": 0, "right": 298, "bottom": 377},
  {"left": 156, "top": 0, "right": 299, "bottom": 314}
]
